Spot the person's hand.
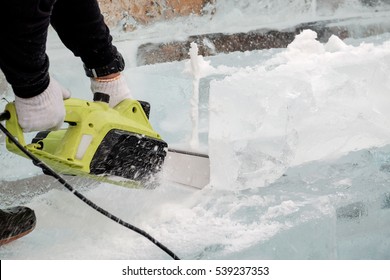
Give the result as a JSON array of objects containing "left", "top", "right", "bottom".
[
  {"left": 90, "top": 74, "right": 132, "bottom": 107},
  {"left": 15, "top": 78, "right": 71, "bottom": 132}
]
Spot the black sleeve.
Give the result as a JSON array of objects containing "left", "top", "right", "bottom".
[
  {"left": 0, "top": 0, "right": 120, "bottom": 98},
  {"left": 0, "top": 0, "right": 54, "bottom": 98},
  {"left": 50, "top": 0, "right": 119, "bottom": 70}
]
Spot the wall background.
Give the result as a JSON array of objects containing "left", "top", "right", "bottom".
[{"left": 97, "top": 0, "right": 214, "bottom": 30}]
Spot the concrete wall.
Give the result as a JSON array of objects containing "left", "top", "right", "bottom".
[
  {"left": 97, "top": 1, "right": 388, "bottom": 30},
  {"left": 97, "top": 0, "right": 214, "bottom": 29}
]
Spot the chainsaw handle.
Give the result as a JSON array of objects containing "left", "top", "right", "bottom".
[{"left": 3, "top": 102, "right": 27, "bottom": 148}]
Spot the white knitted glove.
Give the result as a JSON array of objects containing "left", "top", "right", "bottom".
[
  {"left": 90, "top": 74, "right": 132, "bottom": 108},
  {"left": 15, "top": 78, "right": 71, "bottom": 132}
]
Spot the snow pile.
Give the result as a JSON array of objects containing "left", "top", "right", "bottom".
[{"left": 208, "top": 29, "right": 390, "bottom": 188}]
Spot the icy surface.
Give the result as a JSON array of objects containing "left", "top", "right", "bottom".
[{"left": 1, "top": 1, "right": 390, "bottom": 260}]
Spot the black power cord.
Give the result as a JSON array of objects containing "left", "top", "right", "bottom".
[{"left": 0, "top": 110, "right": 180, "bottom": 260}]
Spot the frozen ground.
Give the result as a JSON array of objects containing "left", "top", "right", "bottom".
[{"left": 1, "top": 1, "right": 390, "bottom": 259}]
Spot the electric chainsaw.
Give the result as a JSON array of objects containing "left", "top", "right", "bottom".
[{"left": 1, "top": 93, "right": 210, "bottom": 189}]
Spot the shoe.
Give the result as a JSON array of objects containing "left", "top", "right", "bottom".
[{"left": 0, "top": 206, "right": 36, "bottom": 246}]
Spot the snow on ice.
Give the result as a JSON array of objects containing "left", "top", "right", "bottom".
[{"left": 1, "top": 3, "right": 390, "bottom": 260}]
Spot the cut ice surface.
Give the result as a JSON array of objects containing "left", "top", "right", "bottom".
[
  {"left": 209, "top": 29, "right": 390, "bottom": 189},
  {"left": 1, "top": 2, "right": 390, "bottom": 260}
]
